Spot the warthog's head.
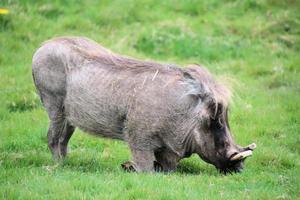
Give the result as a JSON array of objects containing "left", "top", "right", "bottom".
[
  {"left": 192, "top": 102, "right": 256, "bottom": 174},
  {"left": 185, "top": 65, "right": 256, "bottom": 174}
]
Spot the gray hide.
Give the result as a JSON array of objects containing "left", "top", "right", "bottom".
[{"left": 32, "top": 37, "right": 256, "bottom": 173}]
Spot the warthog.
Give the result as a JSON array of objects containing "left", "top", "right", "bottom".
[{"left": 32, "top": 37, "right": 256, "bottom": 173}]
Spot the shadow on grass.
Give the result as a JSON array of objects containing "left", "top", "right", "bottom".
[
  {"left": 61, "top": 156, "right": 120, "bottom": 173},
  {"left": 62, "top": 158, "right": 217, "bottom": 176},
  {"left": 2, "top": 151, "right": 218, "bottom": 176},
  {"left": 176, "top": 160, "right": 217, "bottom": 176}
]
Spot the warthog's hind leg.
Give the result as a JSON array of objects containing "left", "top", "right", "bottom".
[
  {"left": 47, "top": 117, "right": 64, "bottom": 160},
  {"left": 41, "top": 93, "right": 75, "bottom": 160},
  {"left": 47, "top": 114, "right": 75, "bottom": 160},
  {"left": 47, "top": 113, "right": 75, "bottom": 160},
  {"left": 59, "top": 122, "right": 75, "bottom": 157}
]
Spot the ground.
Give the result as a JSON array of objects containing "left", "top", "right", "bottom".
[{"left": 0, "top": 0, "right": 299, "bottom": 199}]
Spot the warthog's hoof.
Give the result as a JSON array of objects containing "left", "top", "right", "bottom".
[
  {"left": 153, "top": 161, "right": 163, "bottom": 172},
  {"left": 121, "top": 161, "right": 163, "bottom": 172},
  {"left": 121, "top": 161, "right": 136, "bottom": 172}
]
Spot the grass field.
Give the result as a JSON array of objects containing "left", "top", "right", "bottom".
[{"left": 1, "top": 0, "right": 300, "bottom": 199}]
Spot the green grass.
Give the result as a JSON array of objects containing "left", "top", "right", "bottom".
[{"left": 1, "top": 0, "right": 300, "bottom": 199}]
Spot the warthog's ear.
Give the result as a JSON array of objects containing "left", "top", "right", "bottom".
[
  {"left": 185, "top": 64, "right": 212, "bottom": 81},
  {"left": 183, "top": 65, "right": 223, "bottom": 119},
  {"left": 183, "top": 72, "right": 210, "bottom": 102}
]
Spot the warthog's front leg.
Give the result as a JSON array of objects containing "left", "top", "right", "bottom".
[
  {"left": 122, "top": 148, "right": 160, "bottom": 172},
  {"left": 155, "top": 150, "right": 179, "bottom": 172},
  {"left": 121, "top": 161, "right": 136, "bottom": 172},
  {"left": 121, "top": 160, "right": 163, "bottom": 172}
]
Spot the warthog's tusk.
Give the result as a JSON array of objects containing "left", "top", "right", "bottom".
[
  {"left": 246, "top": 143, "right": 257, "bottom": 150},
  {"left": 230, "top": 150, "right": 253, "bottom": 161}
]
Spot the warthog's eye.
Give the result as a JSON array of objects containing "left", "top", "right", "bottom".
[
  {"left": 211, "top": 117, "right": 224, "bottom": 130},
  {"left": 218, "top": 118, "right": 224, "bottom": 128},
  {"left": 209, "top": 103, "right": 226, "bottom": 130}
]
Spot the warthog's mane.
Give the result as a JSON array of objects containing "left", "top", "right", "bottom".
[
  {"left": 50, "top": 37, "right": 176, "bottom": 73},
  {"left": 49, "top": 37, "right": 231, "bottom": 115}
]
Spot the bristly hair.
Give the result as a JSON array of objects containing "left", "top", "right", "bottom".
[
  {"left": 47, "top": 37, "right": 231, "bottom": 117},
  {"left": 48, "top": 36, "right": 180, "bottom": 74}
]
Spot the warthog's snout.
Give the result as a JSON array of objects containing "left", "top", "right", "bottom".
[{"left": 219, "top": 143, "right": 256, "bottom": 174}]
